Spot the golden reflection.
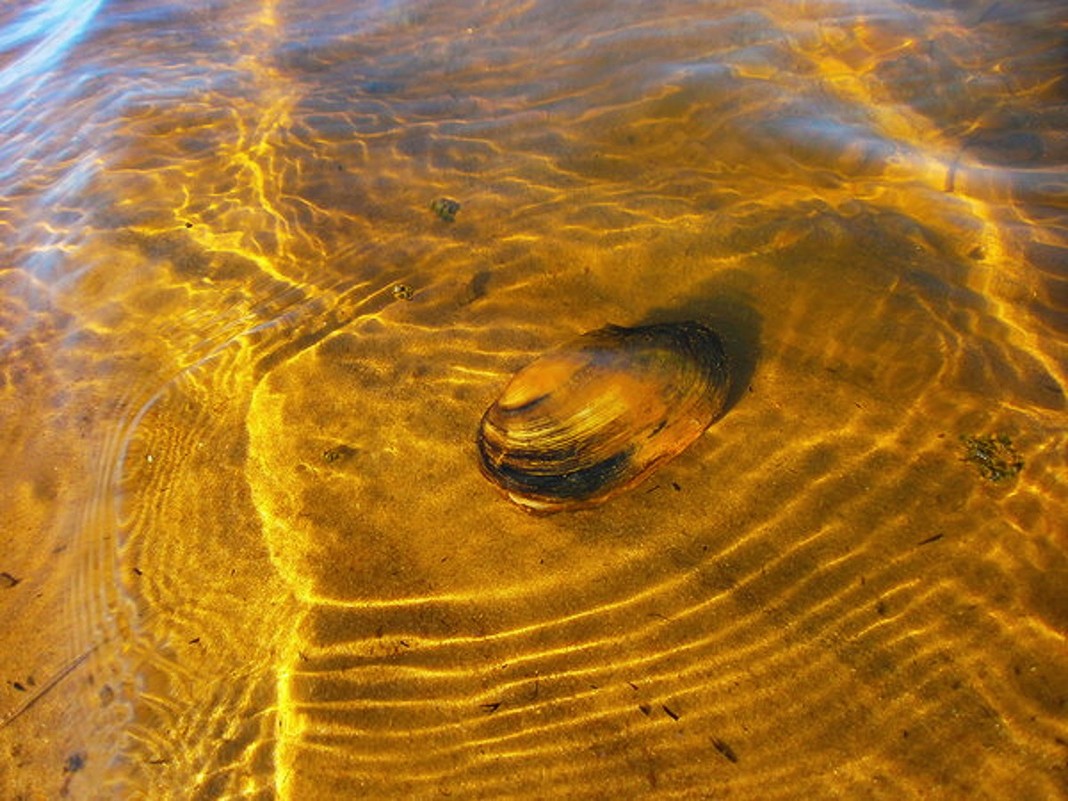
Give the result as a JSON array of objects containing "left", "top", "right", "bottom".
[{"left": 1, "top": 0, "right": 1066, "bottom": 799}]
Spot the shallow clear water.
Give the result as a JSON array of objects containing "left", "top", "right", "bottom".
[{"left": 1, "top": 0, "right": 1066, "bottom": 798}]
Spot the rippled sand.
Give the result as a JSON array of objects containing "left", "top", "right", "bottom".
[{"left": 1, "top": 0, "right": 1066, "bottom": 798}]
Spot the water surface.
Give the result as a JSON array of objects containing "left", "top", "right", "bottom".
[{"left": 1, "top": 0, "right": 1066, "bottom": 798}]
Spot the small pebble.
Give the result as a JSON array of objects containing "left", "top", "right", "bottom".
[{"left": 429, "top": 197, "right": 460, "bottom": 222}]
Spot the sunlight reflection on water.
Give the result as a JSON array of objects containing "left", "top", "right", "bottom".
[
  {"left": 0, "top": 0, "right": 105, "bottom": 112},
  {"left": 1, "top": 1, "right": 1065, "bottom": 798}
]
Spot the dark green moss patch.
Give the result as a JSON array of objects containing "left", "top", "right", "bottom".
[
  {"left": 322, "top": 444, "right": 358, "bottom": 464},
  {"left": 960, "top": 434, "right": 1024, "bottom": 482}
]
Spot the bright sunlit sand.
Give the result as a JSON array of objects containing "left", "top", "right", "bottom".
[{"left": 1, "top": 0, "right": 1065, "bottom": 798}]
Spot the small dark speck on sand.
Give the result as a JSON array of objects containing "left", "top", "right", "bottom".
[
  {"left": 0, "top": 572, "right": 21, "bottom": 588},
  {"left": 429, "top": 197, "right": 461, "bottom": 222},
  {"left": 712, "top": 738, "right": 738, "bottom": 763}
]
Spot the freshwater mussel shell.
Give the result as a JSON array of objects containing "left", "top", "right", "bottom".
[{"left": 477, "top": 321, "right": 730, "bottom": 513}]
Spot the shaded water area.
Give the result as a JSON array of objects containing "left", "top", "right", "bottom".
[{"left": 2, "top": 0, "right": 1067, "bottom": 797}]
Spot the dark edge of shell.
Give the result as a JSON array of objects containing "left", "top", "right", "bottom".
[{"left": 478, "top": 430, "right": 636, "bottom": 506}]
